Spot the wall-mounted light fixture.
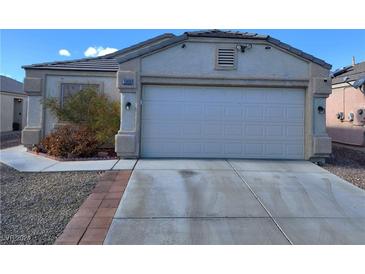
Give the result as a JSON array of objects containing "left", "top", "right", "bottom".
[
  {"left": 125, "top": 102, "right": 132, "bottom": 110},
  {"left": 181, "top": 43, "right": 186, "bottom": 48},
  {"left": 317, "top": 105, "right": 325, "bottom": 114},
  {"left": 236, "top": 43, "right": 252, "bottom": 53}
]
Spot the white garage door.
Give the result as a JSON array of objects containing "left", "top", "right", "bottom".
[{"left": 141, "top": 85, "right": 305, "bottom": 159}]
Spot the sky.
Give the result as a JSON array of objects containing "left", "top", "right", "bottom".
[{"left": 1, "top": 29, "right": 365, "bottom": 82}]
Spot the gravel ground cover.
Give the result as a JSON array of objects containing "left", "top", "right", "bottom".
[
  {"left": 0, "top": 163, "right": 100, "bottom": 244},
  {"left": 323, "top": 144, "right": 365, "bottom": 191}
]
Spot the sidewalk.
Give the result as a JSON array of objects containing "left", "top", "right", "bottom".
[{"left": 0, "top": 145, "right": 136, "bottom": 172}]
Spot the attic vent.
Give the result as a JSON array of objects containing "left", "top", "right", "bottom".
[{"left": 216, "top": 47, "right": 236, "bottom": 69}]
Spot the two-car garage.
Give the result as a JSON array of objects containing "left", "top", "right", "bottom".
[
  {"left": 112, "top": 30, "right": 332, "bottom": 161},
  {"left": 141, "top": 85, "right": 305, "bottom": 159}
]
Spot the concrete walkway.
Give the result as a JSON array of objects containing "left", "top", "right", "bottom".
[
  {"left": 105, "top": 159, "right": 365, "bottom": 244},
  {"left": 0, "top": 145, "right": 136, "bottom": 172}
]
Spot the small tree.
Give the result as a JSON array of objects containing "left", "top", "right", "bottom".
[{"left": 43, "top": 87, "right": 120, "bottom": 146}]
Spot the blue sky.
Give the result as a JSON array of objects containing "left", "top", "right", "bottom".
[{"left": 1, "top": 29, "right": 365, "bottom": 82}]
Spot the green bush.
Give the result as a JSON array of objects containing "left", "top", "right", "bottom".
[
  {"left": 43, "top": 87, "right": 120, "bottom": 146},
  {"left": 40, "top": 125, "right": 99, "bottom": 158}
]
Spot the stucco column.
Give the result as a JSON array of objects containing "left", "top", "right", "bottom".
[
  {"left": 115, "top": 68, "right": 140, "bottom": 158},
  {"left": 21, "top": 77, "right": 43, "bottom": 147},
  {"left": 309, "top": 63, "right": 332, "bottom": 162}
]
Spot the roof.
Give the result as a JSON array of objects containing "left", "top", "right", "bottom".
[
  {"left": 118, "top": 30, "right": 331, "bottom": 69},
  {"left": 332, "top": 61, "right": 365, "bottom": 85},
  {"left": 22, "top": 33, "right": 175, "bottom": 71},
  {"left": 0, "top": 76, "right": 25, "bottom": 95},
  {"left": 23, "top": 30, "right": 331, "bottom": 71}
]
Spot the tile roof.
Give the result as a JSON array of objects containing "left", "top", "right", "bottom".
[
  {"left": 23, "top": 30, "right": 331, "bottom": 71},
  {"left": 22, "top": 33, "right": 175, "bottom": 71},
  {"left": 0, "top": 75, "right": 25, "bottom": 95},
  {"left": 332, "top": 61, "right": 365, "bottom": 85}
]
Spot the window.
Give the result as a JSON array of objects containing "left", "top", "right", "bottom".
[
  {"left": 216, "top": 47, "right": 237, "bottom": 70},
  {"left": 60, "top": 83, "right": 100, "bottom": 107}
]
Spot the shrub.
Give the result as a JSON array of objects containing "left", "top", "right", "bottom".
[
  {"left": 43, "top": 87, "right": 120, "bottom": 146},
  {"left": 40, "top": 125, "right": 99, "bottom": 158}
]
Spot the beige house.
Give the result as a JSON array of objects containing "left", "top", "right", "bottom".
[
  {"left": 326, "top": 61, "right": 365, "bottom": 146},
  {"left": 22, "top": 30, "right": 332, "bottom": 162},
  {"left": 0, "top": 76, "right": 27, "bottom": 133}
]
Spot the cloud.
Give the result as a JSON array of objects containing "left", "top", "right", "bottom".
[
  {"left": 84, "top": 46, "right": 118, "bottom": 57},
  {"left": 59, "top": 49, "right": 71, "bottom": 57}
]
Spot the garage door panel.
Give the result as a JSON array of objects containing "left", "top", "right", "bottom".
[
  {"left": 265, "top": 125, "right": 284, "bottom": 137},
  {"left": 204, "top": 105, "right": 224, "bottom": 120},
  {"left": 286, "top": 106, "right": 305, "bottom": 122},
  {"left": 286, "top": 125, "right": 304, "bottom": 137},
  {"left": 265, "top": 106, "right": 286, "bottom": 120},
  {"left": 245, "top": 106, "right": 264, "bottom": 122},
  {"left": 183, "top": 143, "right": 203, "bottom": 154},
  {"left": 143, "top": 103, "right": 183, "bottom": 121},
  {"left": 245, "top": 124, "right": 264, "bottom": 138},
  {"left": 265, "top": 143, "right": 285, "bottom": 156},
  {"left": 224, "top": 124, "right": 243, "bottom": 137},
  {"left": 224, "top": 143, "right": 243, "bottom": 154},
  {"left": 202, "top": 123, "right": 223, "bottom": 138},
  {"left": 245, "top": 90, "right": 267, "bottom": 103},
  {"left": 287, "top": 144, "right": 304, "bottom": 156},
  {"left": 224, "top": 106, "right": 244, "bottom": 120},
  {"left": 183, "top": 104, "right": 203, "bottom": 120},
  {"left": 142, "top": 122, "right": 182, "bottom": 138},
  {"left": 244, "top": 144, "right": 264, "bottom": 156},
  {"left": 141, "top": 86, "right": 305, "bottom": 159},
  {"left": 182, "top": 123, "right": 202, "bottom": 137}
]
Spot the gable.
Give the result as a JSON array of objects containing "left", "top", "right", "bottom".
[{"left": 141, "top": 39, "right": 310, "bottom": 79}]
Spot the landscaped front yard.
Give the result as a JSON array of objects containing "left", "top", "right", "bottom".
[
  {"left": 1, "top": 142, "right": 364, "bottom": 245},
  {"left": 0, "top": 163, "right": 100, "bottom": 244}
]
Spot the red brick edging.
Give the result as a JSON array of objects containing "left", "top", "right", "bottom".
[{"left": 55, "top": 170, "right": 132, "bottom": 245}]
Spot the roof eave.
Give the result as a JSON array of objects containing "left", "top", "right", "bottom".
[
  {"left": 116, "top": 34, "right": 188, "bottom": 64},
  {"left": 22, "top": 67, "right": 118, "bottom": 72}
]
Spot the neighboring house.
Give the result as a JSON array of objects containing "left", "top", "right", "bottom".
[
  {"left": 22, "top": 30, "right": 332, "bottom": 162},
  {"left": 327, "top": 61, "right": 365, "bottom": 146},
  {"left": 0, "top": 76, "right": 27, "bottom": 132}
]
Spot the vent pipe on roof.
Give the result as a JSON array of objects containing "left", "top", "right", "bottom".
[{"left": 352, "top": 56, "right": 356, "bottom": 66}]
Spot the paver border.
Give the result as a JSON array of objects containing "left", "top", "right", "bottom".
[{"left": 54, "top": 170, "right": 132, "bottom": 245}]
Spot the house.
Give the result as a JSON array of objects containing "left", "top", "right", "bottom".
[
  {"left": 326, "top": 61, "right": 365, "bottom": 146},
  {"left": 0, "top": 76, "right": 27, "bottom": 132},
  {"left": 21, "top": 30, "right": 333, "bottom": 162}
]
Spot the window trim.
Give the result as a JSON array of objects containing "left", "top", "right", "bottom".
[{"left": 60, "top": 82, "right": 102, "bottom": 107}]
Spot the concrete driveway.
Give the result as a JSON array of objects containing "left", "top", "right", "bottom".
[{"left": 104, "top": 159, "right": 365, "bottom": 244}]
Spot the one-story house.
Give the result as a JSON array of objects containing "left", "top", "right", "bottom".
[
  {"left": 21, "top": 30, "right": 333, "bottom": 162},
  {"left": 0, "top": 76, "right": 27, "bottom": 132},
  {"left": 326, "top": 61, "right": 365, "bottom": 146}
]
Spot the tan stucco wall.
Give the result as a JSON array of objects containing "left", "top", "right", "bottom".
[
  {"left": 141, "top": 40, "right": 310, "bottom": 79},
  {"left": 44, "top": 74, "right": 118, "bottom": 135},
  {"left": 22, "top": 69, "right": 118, "bottom": 146},
  {"left": 0, "top": 93, "right": 27, "bottom": 132}
]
